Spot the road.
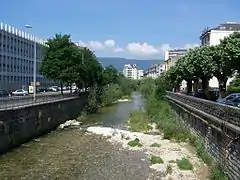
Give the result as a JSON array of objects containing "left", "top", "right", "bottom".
[{"left": 0, "top": 91, "right": 75, "bottom": 110}]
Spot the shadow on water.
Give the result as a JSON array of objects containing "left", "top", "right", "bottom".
[{"left": 0, "top": 92, "right": 151, "bottom": 180}]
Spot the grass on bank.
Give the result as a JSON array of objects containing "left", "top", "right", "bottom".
[
  {"left": 127, "top": 110, "right": 152, "bottom": 132},
  {"left": 142, "top": 95, "right": 228, "bottom": 179}
]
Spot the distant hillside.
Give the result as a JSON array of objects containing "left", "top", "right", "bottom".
[{"left": 97, "top": 57, "right": 164, "bottom": 71}]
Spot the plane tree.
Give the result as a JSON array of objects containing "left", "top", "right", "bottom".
[{"left": 40, "top": 34, "right": 80, "bottom": 94}]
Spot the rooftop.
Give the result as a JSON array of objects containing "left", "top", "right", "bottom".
[
  {"left": 168, "top": 49, "right": 188, "bottom": 53},
  {"left": 200, "top": 22, "right": 240, "bottom": 38}
]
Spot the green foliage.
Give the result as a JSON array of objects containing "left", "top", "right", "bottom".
[
  {"left": 127, "top": 110, "right": 152, "bottom": 132},
  {"left": 127, "top": 138, "right": 142, "bottom": 147},
  {"left": 210, "top": 163, "right": 228, "bottom": 180},
  {"left": 100, "top": 83, "right": 122, "bottom": 106},
  {"left": 227, "top": 86, "right": 240, "bottom": 94},
  {"left": 165, "top": 32, "right": 240, "bottom": 98},
  {"left": 177, "top": 158, "right": 193, "bottom": 170},
  {"left": 84, "top": 86, "right": 98, "bottom": 114},
  {"left": 150, "top": 155, "right": 164, "bottom": 164},
  {"left": 229, "top": 77, "right": 240, "bottom": 87},
  {"left": 40, "top": 34, "right": 79, "bottom": 85},
  {"left": 138, "top": 78, "right": 228, "bottom": 179},
  {"left": 40, "top": 33, "right": 139, "bottom": 114},
  {"left": 227, "top": 77, "right": 240, "bottom": 94}
]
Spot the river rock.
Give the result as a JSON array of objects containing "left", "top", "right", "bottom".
[
  {"left": 58, "top": 120, "right": 82, "bottom": 129},
  {"left": 150, "top": 164, "right": 167, "bottom": 177}
]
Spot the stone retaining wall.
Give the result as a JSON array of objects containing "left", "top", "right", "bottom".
[
  {"left": 166, "top": 92, "right": 240, "bottom": 180},
  {"left": 0, "top": 93, "right": 88, "bottom": 154}
]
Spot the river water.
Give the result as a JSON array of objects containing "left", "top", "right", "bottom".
[{"left": 0, "top": 93, "right": 154, "bottom": 180}]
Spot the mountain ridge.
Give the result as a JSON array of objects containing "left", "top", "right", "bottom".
[{"left": 97, "top": 57, "right": 164, "bottom": 71}]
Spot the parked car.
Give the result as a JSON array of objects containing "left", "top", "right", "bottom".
[
  {"left": 37, "top": 87, "right": 49, "bottom": 93},
  {"left": 11, "top": 89, "right": 28, "bottom": 96},
  {"left": 217, "top": 93, "right": 240, "bottom": 107},
  {"left": 48, "top": 86, "right": 59, "bottom": 92},
  {"left": 0, "top": 90, "right": 10, "bottom": 97}
]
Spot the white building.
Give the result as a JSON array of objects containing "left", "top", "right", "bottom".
[
  {"left": 144, "top": 63, "right": 165, "bottom": 79},
  {"left": 164, "top": 49, "right": 188, "bottom": 72},
  {"left": 200, "top": 22, "right": 240, "bottom": 46},
  {"left": 200, "top": 22, "right": 240, "bottom": 88},
  {"left": 123, "top": 64, "right": 143, "bottom": 80}
]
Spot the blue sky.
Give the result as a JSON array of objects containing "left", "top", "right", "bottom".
[{"left": 1, "top": 0, "right": 239, "bottom": 59}]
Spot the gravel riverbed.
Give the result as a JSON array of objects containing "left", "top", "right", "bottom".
[{"left": 0, "top": 128, "right": 152, "bottom": 180}]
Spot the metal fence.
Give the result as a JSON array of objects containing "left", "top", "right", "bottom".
[
  {"left": 166, "top": 91, "right": 240, "bottom": 128},
  {"left": 0, "top": 93, "right": 80, "bottom": 110}
]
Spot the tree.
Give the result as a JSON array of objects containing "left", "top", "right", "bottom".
[
  {"left": 165, "top": 65, "right": 183, "bottom": 92},
  {"left": 186, "top": 46, "right": 214, "bottom": 97},
  {"left": 211, "top": 32, "right": 240, "bottom": 97},
  {"left": 40, "top": 34, "right": 80, "bottom": 94},
  {"left": 102, "top": 65, "right": 120, "bottom": 86}
]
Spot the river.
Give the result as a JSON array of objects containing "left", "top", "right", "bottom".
[{"left": 0, "top": 93, "right": 154, "bottom": 180}]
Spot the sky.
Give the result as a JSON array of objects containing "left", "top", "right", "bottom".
[{"left": 1, "top": 0, "right": 240, "bottom": 59}]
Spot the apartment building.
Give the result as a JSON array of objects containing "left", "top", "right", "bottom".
[
  {"left": 164, "top": 49, "right": 187, "bottom": 71},
  {"left": 123, "top": 64, "right": 143, "bottom": 80},
  {"left": 200, "top": 22, "right": 240, "bottom": 46},
  {"left": 0, "top": 22, "right": 55, "bottom": 91},
  {"left": 200, "top": 22, "right": 240, "bottom": 88},
  {"left": 144, "top": 63, "right": 165, "bottom": 79}
]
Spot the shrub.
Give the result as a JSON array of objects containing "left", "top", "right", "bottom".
[
  {"left": 150, "top": 155, "right": 164, "bottom": 164},
  {"left": 127, "top": 138, "right": 142, "bottom": 147},
  {"left": 177, "top": 158, "right": 193, "bottom": 170}
]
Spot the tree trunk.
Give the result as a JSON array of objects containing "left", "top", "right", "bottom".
[
  {"left": 218, "top": 77, "right": 228, "bottom": 98},
  {"left": 70, "top": 83, "right": 72, "bottom": 94},
  {"left": 193, "top": 79, "right": 199, "bottom": 93},
  {"left": 174, "top": 83, "right": 180, "bottom": 92},
  {"left": 201, "top": 76, "right": 209, "bottom": 99},
  {"left": 186, "top": 79, "right": 193, "bottom": 94},
  {"left": 60, "top": 82, "right": 63, "bottom": 95}
]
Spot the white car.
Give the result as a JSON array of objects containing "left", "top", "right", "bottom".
[{"left": 12, "top": 89, "right": 28, "bottom": 96}]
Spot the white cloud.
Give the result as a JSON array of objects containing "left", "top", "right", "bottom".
[
  {"left": 74, "top": 40, "right": 88, "bottom": 47},
  {"left": 104, "top": 40, "right": 115, "bottom": 47},
  {"left": 157, "top": 44, "right": 171, "bottom": 52},
  {"left": 183, "top": 43, "right": 199, "bottom": 49},
  {"left": 113, "top": 47, "right": 124, "bottom": 52},
  {"left": 126, "top": 42, "right": 160, "bottom": 56},
  {"left": 74, "top": 39, "right": 199, "bottom": 57},
  {"left": 88, "top": 41, "right": 105, "bottom": 50}
]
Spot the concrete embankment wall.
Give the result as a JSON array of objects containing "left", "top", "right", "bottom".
[
  {"left": 0, "top": 93, "right": 88, "bottom": 154},
  {"left": 166, "top": 92, "right": 240, "bottom": 180}
]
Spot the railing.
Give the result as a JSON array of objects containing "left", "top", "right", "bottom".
[
  {"left": 166, "top": 91, "right": 240, "bottom": 180},
  {"left": 0, "top": 93, "right": 81, "bottom": 110},
  {"left": 166, "top": 91, "right": 240, "bottom": 128}
]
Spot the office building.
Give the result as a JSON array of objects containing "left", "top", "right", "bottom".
[
  {"left": 200, "top": 22, "right": 240, "bottom": 46},
  {"left": 144, "top": 63, "right": 165, "bottom": 79},
  {"left": 123, "top": 64, "right": 143, "bottom": 80},
  {"left": 0, "top": 22, "right": 55, "bottom": 91},
  {"left": 164, "top": 49, "right": 187, "bottom": 71}
]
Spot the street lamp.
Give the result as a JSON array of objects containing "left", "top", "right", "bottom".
[{"left": 25, "top": 24, "right": 37, "bottom": 101}]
